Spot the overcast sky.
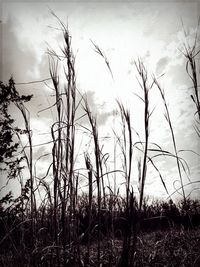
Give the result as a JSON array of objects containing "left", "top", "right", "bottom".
[{"left": 1, "top": 1, "right": 200, "bottom": 201}]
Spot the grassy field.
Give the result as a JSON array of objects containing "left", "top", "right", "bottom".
[{"left": 1, "top": 227, "right": 200, "bottom": 266}]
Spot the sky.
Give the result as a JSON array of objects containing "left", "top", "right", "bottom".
[{"left": 0, "top": 0, "right": 200, "bottom": 202}]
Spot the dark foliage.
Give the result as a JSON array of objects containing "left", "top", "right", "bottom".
[{"left": 0, "top": 77, "right": 33, "bottom": 179}]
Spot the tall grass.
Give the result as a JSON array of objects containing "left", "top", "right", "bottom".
[
  {"left": 9, "top": 79, "right": 36, "bottom": 262},
  {"left": 154, "top": 78, "right": 186, "bottom": 202},
  {"left": 181, "top": 20, "right": 200, "bottom": 125},
  {"left": 180, "top": 29, "right": 200, "bottom": 195},
  {"left": 83, "top": 100, "right": 102, "bottom": 266},
  {"left": 48, "top": 13, "right": 79, "bottom": 266}
]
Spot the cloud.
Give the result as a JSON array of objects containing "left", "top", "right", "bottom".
[
  {"left": 76, "top": 90, "right": 114, "bottom": 126},
  {"left": 1, "top": 16, "right": 39, "bottom": 82},
  {"left": 0, "top": 14, "right": 113, "bottom": 128},
  {"left": 156, "top": 57, "right": 169, "bottom": 75}
]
